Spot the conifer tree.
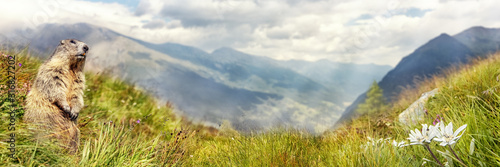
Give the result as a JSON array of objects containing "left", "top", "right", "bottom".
[{"left": 356, "top": 80, "right": 388, "bottom": 115}]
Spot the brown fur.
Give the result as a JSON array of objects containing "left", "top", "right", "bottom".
[{"left": 24, "top": 39, "right": 88, "bottom": 153}]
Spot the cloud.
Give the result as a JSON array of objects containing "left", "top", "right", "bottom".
[
  {"left": 1, "top": 0, "right": 500, "bottom": 66},
  {"left": 158, "top": 1, "right": 285, "bottom": 28},
  {"left": 142, "top": 19, "right": 166, "bottom": 29},
  {"left": 134, "top": 0, "right": 150, "bottom": 16}
]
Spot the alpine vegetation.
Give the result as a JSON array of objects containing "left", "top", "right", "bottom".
[{"left": 406, "top": 122, "right": 467, "bottom": 166}]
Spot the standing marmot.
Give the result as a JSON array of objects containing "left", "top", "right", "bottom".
[{"left": 24, "top": 39, "right": 88, "bottom": 153}]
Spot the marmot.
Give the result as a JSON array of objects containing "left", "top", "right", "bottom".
[{"left": 24, "top": 39, "right": 88, "bottom": 153}]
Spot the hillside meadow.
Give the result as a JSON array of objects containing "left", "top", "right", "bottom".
[{"left": 0, "top": 47, "right": 499, "bottom": 166}]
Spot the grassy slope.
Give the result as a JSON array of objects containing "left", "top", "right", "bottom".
[
  {"left": 0, "top": 48, "right": 202, "bottom": 166},
  {"left": 184, "top": 52, "right": 500, "bottom": 166},
  {"left": 1, "top": 48, "right": 499, "bottom": 166}
]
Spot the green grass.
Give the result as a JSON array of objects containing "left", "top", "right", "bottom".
[
  {"left": 183, "top": 53, "right": 500, "bottom": 166},
  {"left": 1, "top": 47, "right": 500, "bottom": 166},
  {"left": 0, "top": 48, "right": 195, "bottom": 166}
]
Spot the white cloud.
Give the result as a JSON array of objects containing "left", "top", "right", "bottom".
[{"left": 1, "top": 0, "right": 500, "bottom": 66}]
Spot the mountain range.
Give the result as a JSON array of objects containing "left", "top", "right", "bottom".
[
  {"left": 339, "top": 26, "right": 500, "bottom": 123},
  {"left": 1, "top": 23, "right": 391, "bottom": 133}
]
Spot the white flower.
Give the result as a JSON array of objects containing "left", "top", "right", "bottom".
[
  {"left": 434, "top": 122, "right": 467, "bottom": 146},
  {"left": 408, "top": 124, "right": 438, "bottom": 145},
  {"left": 425, "top": 123, "right": 440, "bottom": 143},
  {"left": 392, "top": 140, "right": 407, "bottom": 147},
  {"left": 408, "top": 129, "right": 425, "bottom": 145}
]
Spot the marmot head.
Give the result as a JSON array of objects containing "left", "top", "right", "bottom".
[{"left": 51, "top": 39, "right": 89, "bottom": 63}]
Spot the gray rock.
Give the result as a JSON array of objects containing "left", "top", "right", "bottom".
[{"left": 399, "top": 88, "right": 439, "bottom": 125}]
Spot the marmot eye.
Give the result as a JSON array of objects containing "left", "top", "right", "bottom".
[{"left": 70, "top": 40, "right": 76, "bottom": 44}]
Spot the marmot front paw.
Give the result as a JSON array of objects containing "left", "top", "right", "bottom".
[{"left": 69, "top": 109, "right": 79, "bottom": 121}]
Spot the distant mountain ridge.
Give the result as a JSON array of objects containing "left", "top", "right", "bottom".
[
  {"left": 1, "top": 23, "right": 391, "bottom": 132},
  {"left": 339, "top": 26, "right": 500, "bottom": 123},
  {"left": 454, "top": 26, "right": 500, "bottom": 55},
  {"left": 278, "top": 59, "right": 391, "bottom": 104}
]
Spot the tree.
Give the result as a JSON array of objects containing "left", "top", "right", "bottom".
[{"left": 356, "top": 80, "right": 388, "bottom": 115}]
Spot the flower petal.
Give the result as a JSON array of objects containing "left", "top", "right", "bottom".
[
  {"left": 415, "top": 129, "right": 423, "bottom": 137},
  {"left": 408, "top": 133, "right": 415, "bottom": 139},
  {"left": 409, "top": 130, "right": 416, "bottom": 137},
  {"left": 439, "top": 122, "right": 446, "bottom": 134},
  {"left": 422, "top": 124, "right": 428, "bottom": 135},
  {"left": 446, "top": 122, "right": 453, "bottom": 135},
  {"left": 453, "top": 124, "right": 467, "bottom": 137},
  {"left": 434, "top": 138, "right": 444, "bottom": 142}
]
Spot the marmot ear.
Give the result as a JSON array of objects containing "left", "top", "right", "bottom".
[{"left": 60, "top": 40, "right": 64, "bottom": 45}]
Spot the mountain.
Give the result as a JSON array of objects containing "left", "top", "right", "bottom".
[
  {"left": 1, "top": 23, "right": 391, "bottom": 133},
  {"left": 339, "top": 26, "right": 500, "bottom": 123},
  {"left": 453, "top": 26, "right": 500, "bottom": 56},
  {"left": 379, "top": 33, "right": 473, "bottom": 99},
  {"left": 278, "top": 59, "right": 392, "bottom": 105}
]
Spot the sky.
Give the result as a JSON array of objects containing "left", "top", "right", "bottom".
[{"left": 1, "top": 0, "right": 500, "bottom": 66}]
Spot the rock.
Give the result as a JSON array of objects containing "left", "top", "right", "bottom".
[{"left": 398, "top": 88, "right": 439, "bottom": 125}]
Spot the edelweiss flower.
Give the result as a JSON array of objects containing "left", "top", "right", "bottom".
[
  {"left": 408, "top": 124, "right": 438, "bottom": 145},
  {"left": 424, "top": 123, "right": 440, "bottom": 143},
  {"left": 434, "top": 122, "right": 467, "bottom": 146},
  {"left": 392, "top": 140, "right": 407, "bottom": 147},
  {"left": 408, "top": 128, "right": 425, "bottom": 145}
]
